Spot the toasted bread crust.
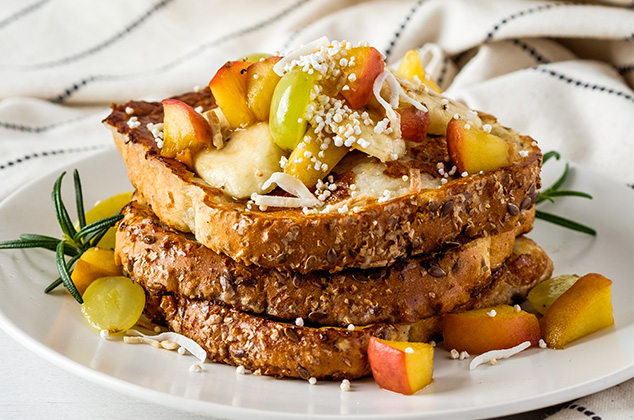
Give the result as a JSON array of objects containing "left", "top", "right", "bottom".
[
  {"left": 144, "top": 236, "right": 552, "bottom": 380},
  {"left": 105, "top": 90, "right": 542, "bottom": 273},
  {"left": 118, "top": 199, "right": 535, "bottom": 326}
]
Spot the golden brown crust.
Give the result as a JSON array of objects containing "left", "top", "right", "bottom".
[
  {"left": 117, "top": 199, "right": 534, "bottom": 326},
  {"left": 143, "top": 236, "right": 552, "bottom": 380},
  {"left": 105, "top": 89, "right": 542, "bottom": 273}
]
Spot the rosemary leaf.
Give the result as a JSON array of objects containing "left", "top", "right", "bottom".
[
  {"left": 45, "top": 253, "right": 81, "bottom": 293},
  {"left": 74, "top": 214, "right": 123, "bottom": 244},
  {"left": 73, "top": 169, "right": 87, "bottom": 229},
  {"left": 55, "top": 240, "right": 83, "bottom": 304},
  {"left": 20, "top": 233, "right": 63, "bottom": 242},
  {"left": 536, "top": 210, "right": 597, "bottom": 236},
  {"left": 89, "top": 215, "right": 123, "bottom": 248},
  {"left": 44, "top": 277, "right": 63, "bottom": 293},
  {"left": 52, "top": 172, "right": 77, "bottom": 241},
  {"left": 20, "top": 234, "right": 80, "bottom": 255},
  {"left": 548, "top": 162, "right": 569, "bottom": 193},
  {"left": 536, "top": 190, "right": 593, "bottom": 205},
  {"left": 0, "top": 239, "right": 38, "bottom": 249},
  {"left": 542, "top": 151, "right": 561, "bottom": 164}
]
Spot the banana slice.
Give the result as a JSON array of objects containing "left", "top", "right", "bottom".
[{"left": 194, "top": 122, "right": 286, "bottom": 199}]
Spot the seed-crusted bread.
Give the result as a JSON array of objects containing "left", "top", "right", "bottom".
[
  {"left": 104, "top": 87, "right": 542, "bottom": 273},
  {"left": 117, "top": 198, "right": 536, "bottom": 326},
  {"left": 142, "top": 235, "right": 552, "bottom": 380}
]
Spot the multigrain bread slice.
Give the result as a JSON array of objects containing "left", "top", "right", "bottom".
[
  {"left": 105, "top": 88, "right": 541, "bottom": 273},
  {"left": 117, "top": 198, "right": 536, "bottom": 326},
  {"left": 143, "top": 236, "right": 553, "bottom": 380}
]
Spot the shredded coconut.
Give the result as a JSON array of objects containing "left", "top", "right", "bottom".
[
  {"left": 126, "top": 329, "right": 207, "bottom": 363},
  {"left": 273, "top": 36, "right": 330, "bottom": 75},
  {"left": 252, "top": 172, "right": 322, "bottom": 208},
  {"left": 469, "top": 341, "right": 531, "bottom": 370}
]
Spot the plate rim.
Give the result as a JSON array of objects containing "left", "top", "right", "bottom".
[{"left": 0, "top": 147, "right": 632, "bottom": 420}]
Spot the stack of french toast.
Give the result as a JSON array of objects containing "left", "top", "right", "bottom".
[{"left": 104, "top": 39, "right": 553, "bottom": 380}]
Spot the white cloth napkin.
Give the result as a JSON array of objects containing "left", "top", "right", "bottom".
[{"left": 0, "top": 0, "right": 632, "bottom": 418}]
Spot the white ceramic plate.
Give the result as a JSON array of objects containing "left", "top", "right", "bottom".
[{"left": 0, "top": 148, "right": 632, "bottom": 420}]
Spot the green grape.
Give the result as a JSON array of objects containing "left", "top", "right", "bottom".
[
  {"left": 269, "top": 68, "right": 319, "bottom": 151},
  {"left": 81, "top": 276, "right": 146, "bottom": 333},
  {"left": 241, "top": 53, "right": 272, "bottom": 62},
  {"left": 527, "top": 274, "right": 579, "bottom": 315}
]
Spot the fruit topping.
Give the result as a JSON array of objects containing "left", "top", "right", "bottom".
[
  {"left": 338, "top": 46, "right": 385, "bottom": 109},
  {"left": 367, "top": 337, "right": 434, "bottom": 395},
  {"left": 540, "top": 273, "right": 614, "bottom": 349},
  {"left": 283, "top": 130, "right": 348, "bottom": 188},
  {"left": 160, "top": 98, "right": 214, "bottom": 169},
  {"left": 208, "top": 60, "right": 256, "bottom": 129},
  {"left": 269, "top": 67, "right": 320, "bottom": 151},
  {"left": 246, "top": 56, "right": 282, "bottom": 121},
  {"left": 446, "top": 117, "right": 515, "bottom": 175},
  {"left": 194, "top": 122, "right": 286, "bottom": 199},
  {"left": 396, "top": 106, "right": 430, "bottom": 142},
  {"left": 527, "top": 274, "right": 580, "bottom": 315},
  {"left": 442, "top": 304, "right": 541, "bottom": 354},
  {"left": 81, "top": 276, "right": 145, "bottom": 334},
  {"left": 397, "top": 49, "right": 442, "bottom": 93},
  {"left": 71, "top": 247, "right": 122, "bottom": 296}
]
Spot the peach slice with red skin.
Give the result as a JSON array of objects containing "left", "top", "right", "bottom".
[
  {"left": 540, "top": 273, "right": 614, "bottom": 349},
  {"left": 446, "top": 118, "right": 514, "bottom": 175},
  {"left": 367, "top": 337, "right": 434, "bottom": 395},
  {"left": 209, "top": 60, "right": 256, "bottom": 129},
  {"left": 246, "top": 56, "right": 282, "bottom": 121},
  {"left": 340, "top": 46, "right": 385, "bottom": 109},
  {"left": 442, "top": 305, "right": 541, "bottom": 354},
  {"left": 160, "top": 99, "right": 213, "bottom": 166},
  {"left": 396, "top": 106, "right": 430, "bottom": 142}
]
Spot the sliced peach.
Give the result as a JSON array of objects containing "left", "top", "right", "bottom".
[
  {"left": 71, "top": 247, "right": 122, "bottom": 296},
  {"left": 160, "top": 99, "right": 213, "bottom": 165},
  {"left": 208, "top": 60, "right": 256, "bottom": 129},
  {"left": 540, "top": 273, "right": 614, "bottom": 349},
  {"left": 246, "top": 56, "right": 282, "bottom": 121},
  {"left": 367, "top": 337, "right": 434, "bottom": 395},
  {"left": 397, "top": 49, "right": 442, "bottom": 93},
  {"left": 396, "top": 106, "right": 430, "bottom": 142},
  {"left": 446, "top": 118, "right": 514, "bottom": 174},
  {"left": 284, "top": 130, "right": 349, "bottom": 188},
  {"left": 340, "top": 46, "right": 385, "bottom": 109},
  {"left": 442, "top": 305, "right": 541, "bottom": 354}
]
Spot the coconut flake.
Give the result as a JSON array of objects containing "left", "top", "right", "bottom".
[
  {"left": 372, "top": 71, "right": 428, "bottom": 140},
  {"left": 252, "top": 172, "right": 322, "bottom": 208},
  {"left": 273, "top": 36, "right": 330, "bottom": 75},
  {"left": 469, "top": 341, "right": 531, "bottom": 370},
  {"left": 373, "top": 72, "right": 400, "bottom": 137},
  {"left": 126, "top": 329, "right": 207, "bottom": 364}
]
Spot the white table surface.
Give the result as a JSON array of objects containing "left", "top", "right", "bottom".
[{"left": 0, "top": 328, "right": 216, "bottom": 420}]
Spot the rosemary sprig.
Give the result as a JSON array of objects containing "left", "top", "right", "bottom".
[
  {"left": 536, "top": 152, "right": 596, "bottom": 236},
  {"left": 0, "top": 170, "right": 123, "bottom": 304}
]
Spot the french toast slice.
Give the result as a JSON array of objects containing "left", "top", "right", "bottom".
[
  {"left": 117, "top": 198, "right": 536, "bottom": 326},
  {"left": 142, "top": 235, "right": 552, "bottom": 380},
  {"left": 105, "top": 87, "right": 541, "bottom": 273}
]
